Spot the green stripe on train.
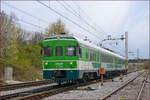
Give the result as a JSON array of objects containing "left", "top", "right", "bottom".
[{"left": 107, "top": 64, "right": 122, "bottom": 68}]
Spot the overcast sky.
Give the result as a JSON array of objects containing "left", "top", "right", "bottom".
[{"left": 1, "top": 1, "right": 149, "bottom": 59}]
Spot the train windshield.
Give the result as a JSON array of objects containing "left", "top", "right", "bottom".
[
  {"left": 44, "top": 46, "right": 53, "bottom": 57},
  {"left": 66, "top": 46, "right": 76, "bottom": 56}
]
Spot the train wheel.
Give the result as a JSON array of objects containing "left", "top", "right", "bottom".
[
  {"left": 76, "top": 79, "right": 80, "bottom": 84},
  {"left": 83, "top": 73, "right": 89, "bottom": 82}
]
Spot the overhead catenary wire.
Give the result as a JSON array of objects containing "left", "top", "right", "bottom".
[
  {"left": 56, "top": 0, "right": 78, "bottom": 18},
  {"left": 1, "top": 10, "right": 45, "bottom": 32},
  {"left": 4, "top": 2, "right": 49, "bottom": 25},
  {"left": 62, "top": 0, "right": 79, "bottom": 17},
  {"left": 4, "top": 1, "right": 125, "bottom": 56},
  {"left": 72, "top": 1, "right": 107, "bottom": 38},
  {"left": 39, "top": 1, "right": 125, "bottom": 56},
  {"left": 109, "top": 45, "right": 125, "bottom": 57},
  {"left": 4, "top": 1, "right": 104, "bottom": 42},
  {"left": 101, "top": 37, "right": 125, "bottom": 56},
  {"left": 19, "top": 19, "right": 45, "bottom": 30},
  {"left": 36, "top": 0, "right": 102, "bottom": 39},
  {"left": 42, "top": 1, "right": 103, "bottom": 41},
  {"left": 73, "top": 1, "right": 126, "bottom": 55},
  {"left": 57, "top": 1, "right": 97, "bottom": 30},
  {"left": 71, "top": 1, "right": 126, "bottom": 55},
  {"left": 42, "top": 1, "right": 93, "bottom": 39},
  {"left": 2, "top": 1, "right": 88, "bottom": 40},
  {"left": 61, "top": 1, "right": 105, "bottom": 40}
]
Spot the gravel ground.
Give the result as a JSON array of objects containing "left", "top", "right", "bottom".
[
  {"left": 0, "top": 83, "right": 57, "bottom": 96},
  {"left": 44, "top": 70, "right": 145, "bottom": 100}
]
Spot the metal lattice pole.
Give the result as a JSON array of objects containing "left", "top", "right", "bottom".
[{"left": 125, "top": 32, "right": 128, "bottom": 69}]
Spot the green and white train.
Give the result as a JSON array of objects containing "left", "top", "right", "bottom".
[{"left": 42, "top": 35, "right": 127, "bottom": 83}]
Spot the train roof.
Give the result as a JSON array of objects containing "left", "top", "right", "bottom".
[
  {"left": 44, "top": 35, "right": 125, "bottom": 59},
  {"left": 74, "top": 36, "right": 125, "bottom": 60}
]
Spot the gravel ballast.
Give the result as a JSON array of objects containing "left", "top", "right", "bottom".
[
  {"left": 108, "top": 75, "right": 147, "bottom": 99},
  {"left": 44, "top": 70, "right": 146, "bottom": 100}
]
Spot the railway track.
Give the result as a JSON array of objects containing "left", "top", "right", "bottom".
[
  {"left": 0, "top": 80, "right": 53, "bottom": 91},
  {"left": 136, "top": 73, "right": 148, "bottom": 100},
  {"left": 0, "top": 70, "right": 144, "bottom": 100},
  {"left": 1, "top": 80, "right": 95, "bottom": 100},
  {"left": 0, "top": 70, "right": 138, "bottom": 92},
  {"left": 101, "top": 71, "right": 148, "bottom": 100}
]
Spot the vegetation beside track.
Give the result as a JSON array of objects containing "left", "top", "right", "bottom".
[{"left": 1, "top": 11, "right": 68, "bottom": 81}]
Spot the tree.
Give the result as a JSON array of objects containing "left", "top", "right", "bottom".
[
  {"left": 0, "top": 11, "right": 43, "bottom": 81},
  {"left": 30, "top": 32, "right": 43, "bottom": 44},
  {"left": 0, "top": 11, "right": 20, "bottom": 67},
  {"left": 45, "top": 19, "right": 68, "bottom": 36}
]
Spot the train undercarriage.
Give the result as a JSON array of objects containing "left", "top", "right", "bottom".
[{"left": 43, "top": 69, "right": 127, "bottom": 84}]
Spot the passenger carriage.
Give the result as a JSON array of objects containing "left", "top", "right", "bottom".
[{"left": 42, "top": 35, "right": 127, "bottom": 83}]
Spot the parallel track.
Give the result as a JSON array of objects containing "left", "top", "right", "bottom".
[
  {"left": 136, "top": 73, "right": 148, "bottom": 100},
  {"left": 101, "top": 71, "right": 147, "bottom": 100},
  {"left": 0, "top": 80, "right": 53, "bottom": 91},
  {"left": 1, "top": 80, "right": 95, "bottom": 100}
]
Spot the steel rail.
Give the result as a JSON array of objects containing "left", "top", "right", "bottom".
[
  {"left": 0, "top": 80, "right": 53, "bottom": 91},
  {"left": 0, "top": 70, "right": 141, "bottom": 100},
  {"left": 0, "top": 83, "right": 61, "bottom": 100},
  {"left": 14, "top": 81, "right": 95, "bottom": 100},
  {"left": 101, "top": 71, "right": 145, "bottom": 100},
  {"left": 136, "top": 73, "right": 148, "bottom": 100}
]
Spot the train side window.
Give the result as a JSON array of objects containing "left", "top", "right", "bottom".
[
  {"left": 56, "top": 46, "right": 63, "bottom": 56},
  {"left": 86, "top": 49, "right": 89, "bottom": 59},
  {"left": 90, "top": 51, "right": 92, "bottom": 61},
  {"left": 94, "top": 53, "right": 96, "bottom": 61},
  {"left": 44, "top": 46, "right": 53, "bottom": 57},
  {"left": 99, "top": 53, "right": 101, "bottom": 61},
  {"left": 79, "top": 47, "right": 82, "bottom": 58},
  {"left": 66, "top": 46, "right": 76, "bottom": 56},
  {"left": 101, "top": 53, "right": 113, "bottom": 63},
  {"left": 97, "top": 52, "right": 99, "bottom": 61},
  {"left": 93, "top": 52, "right": 95, "bottom": 61},
  {"left": 90, "top": 51, "right": 94, "bottom": 61}
]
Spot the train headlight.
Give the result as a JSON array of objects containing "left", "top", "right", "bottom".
[
  {"left": 45, "top": 61, "right": 48, "bottom": 65},
  {"left": 70, "top": 61, "right": 73, "bottom": 65}
]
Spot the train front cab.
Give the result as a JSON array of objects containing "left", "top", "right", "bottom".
[{"left": 43, "top": 39, "right": 80, "bottom": 83}]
